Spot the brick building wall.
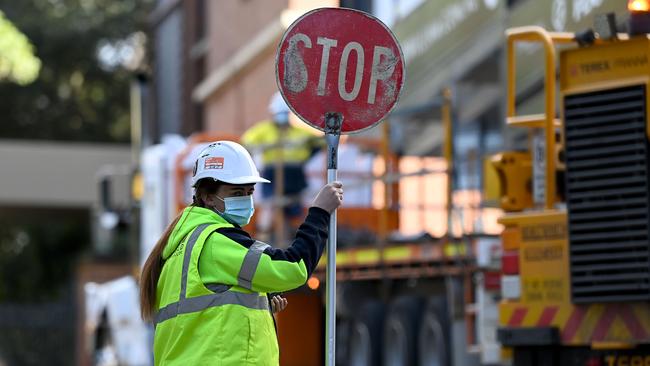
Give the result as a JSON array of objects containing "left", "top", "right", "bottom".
[{"left": 196, "top": 0, "right": 337, "bottom": 136}]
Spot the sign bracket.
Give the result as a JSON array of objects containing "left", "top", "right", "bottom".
[{"left": 325, "top": 112, "right": 342, "bottom": 169}]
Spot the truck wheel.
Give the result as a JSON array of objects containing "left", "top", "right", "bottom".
[
  {"left": 418, "top": 296, "right": 450, "bottom": 366},
  {"left": 383, "top": 296, "right": 424, "bottom": 366},
  {"left": 348, "top": 301, "right": 385, "bottom": 366}
]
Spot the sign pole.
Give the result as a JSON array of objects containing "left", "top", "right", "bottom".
[{"left": 324, "top": 112, "right": 341, "bottom": 366}]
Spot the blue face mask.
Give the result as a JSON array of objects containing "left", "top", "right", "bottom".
[{"left": 216, "top": 195, "right": 255, "bottom": 227}]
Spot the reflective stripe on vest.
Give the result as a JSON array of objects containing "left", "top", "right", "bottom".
[
  {"left": 155, "top": 290, "right": 269, "bottom": 324},
  {"left": 155, "top": 224, "right": 269, "bottom": 325},
  {"left": 237, "top": 241, "right": 270, "bottom": 290}
]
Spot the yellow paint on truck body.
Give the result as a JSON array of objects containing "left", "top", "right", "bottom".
[
  {"left": 498, "top": 209, "right": 650, "bottom": 346},
  {"left": 316, "top": 239, "right": 470, "bottom": 269},
  {"left": 560, "top": 36, "right": 650, "bottom": 92}
]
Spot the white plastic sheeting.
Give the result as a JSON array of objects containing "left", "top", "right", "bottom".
[
  {"left": 140, "top": 135, "right": 187, "bottom": 267},
  {"left": 84, "top": 276, "right": 151, "bottom": 366},
  {"left": 304, "top": 143, "right": 375, "bottom": 207}
]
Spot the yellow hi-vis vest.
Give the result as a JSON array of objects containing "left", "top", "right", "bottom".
[
  {"left": 153, "top": 222, "right": 279, "bottom": 365},
  {"left": 241, "top": 120, "right": 319, "bottom": 165}
]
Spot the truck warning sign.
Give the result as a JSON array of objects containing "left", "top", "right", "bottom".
[{"left": 519, "top": 228, "right": 569, "bottom": 304}]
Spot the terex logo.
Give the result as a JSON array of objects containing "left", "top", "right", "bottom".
[
  {"left": 579, "top": 60, "right": 609, "bottom": 74},
  {"left": 572, "top": 55, "right": 648, "bottom": 77}
]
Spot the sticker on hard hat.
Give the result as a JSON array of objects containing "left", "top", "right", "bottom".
[{"left": 205, "top": 157, "right": 224, "bottom": 169}]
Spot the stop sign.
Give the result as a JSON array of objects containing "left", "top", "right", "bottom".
[{"left": 276, "top": 7, "right": 404, "bottom": 134}]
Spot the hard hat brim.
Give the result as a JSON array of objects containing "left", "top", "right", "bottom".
[{"left": 219, "top": 176, "right": 271, "bottom": 185}]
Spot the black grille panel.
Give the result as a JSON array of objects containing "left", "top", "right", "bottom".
[{"left": 565, "top": 85, "right": 650, "bottom": 303}]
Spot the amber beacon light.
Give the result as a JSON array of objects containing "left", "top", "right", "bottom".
[{"left": 629, "top": 0, "right": 650, "bottom": 11}]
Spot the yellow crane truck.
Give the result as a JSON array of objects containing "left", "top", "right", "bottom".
[{"left": 494, "top": 2, "right": 650, "bottom": 365}]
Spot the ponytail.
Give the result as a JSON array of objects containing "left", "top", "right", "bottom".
[
  {"left": 139, "top": 212, "right": 183, "bottom": 321},
  {"left": 139, "top": 178, "right": 222, "bottom": 321}
]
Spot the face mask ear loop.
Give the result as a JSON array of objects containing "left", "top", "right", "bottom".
[{"left": 213, "top": 195, "right": 226, "bottom": 216}]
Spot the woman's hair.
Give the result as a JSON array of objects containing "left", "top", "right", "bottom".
[{"left": 139, "top": 178, "right": 221, "bottom": 321}]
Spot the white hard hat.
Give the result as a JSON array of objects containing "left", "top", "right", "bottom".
[
  {"left": 268, "top": 91, "right": 289, "bottom": 116},
  {"left": 191, "top": 141, "right": 270, "bottom": 186}
]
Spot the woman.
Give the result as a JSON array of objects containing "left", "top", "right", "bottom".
[{"left": 140, "top": 140, "right": 342, "bottom": 366}]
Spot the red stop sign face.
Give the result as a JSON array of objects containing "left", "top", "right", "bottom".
[{"left": 276, "top": 8, "right": 404, "bottom": 134}]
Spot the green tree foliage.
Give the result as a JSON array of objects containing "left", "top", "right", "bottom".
[
  {"left": 0, "top": 0, "right": 152, "bottom": 142},
  {"left": 0, "top": 10, "right": 41, "bottom": 85}
]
